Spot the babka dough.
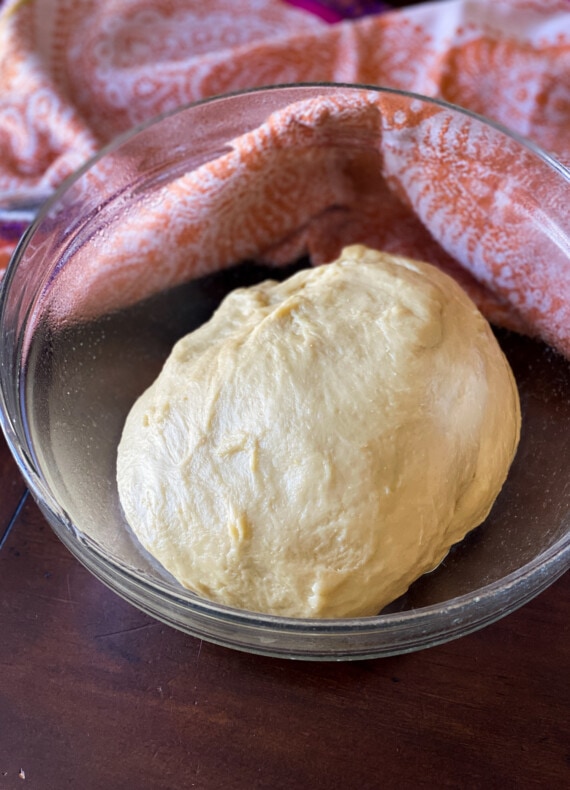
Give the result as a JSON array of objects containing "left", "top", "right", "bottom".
[{"left": 117, "top": 246, "right": 521, "bottom": 618}]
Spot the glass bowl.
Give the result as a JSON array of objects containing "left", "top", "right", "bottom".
[{"left": 1, "top": 84, "right": 568, "bottom": 660}]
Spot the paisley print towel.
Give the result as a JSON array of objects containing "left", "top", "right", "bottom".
[{"left": 0, "top": 0, "right": 569, "bottom": 352}]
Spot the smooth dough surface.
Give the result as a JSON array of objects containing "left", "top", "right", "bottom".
[{"left": 117, "top": 245, "right": 521, "bottom": 618}]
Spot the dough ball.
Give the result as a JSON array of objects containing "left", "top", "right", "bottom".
[{"left": 117, "top": 245, "right": 521, "bottom": 618}]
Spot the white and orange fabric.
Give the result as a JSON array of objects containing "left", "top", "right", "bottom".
[{"left": 1, "top": 0, "right": 569, "bottom": 349}]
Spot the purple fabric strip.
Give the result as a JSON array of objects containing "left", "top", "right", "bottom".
[
  {"left": 0, "top": 220, "right": 29, "bottom": 244},
  {"left": 283, "top": 0, "right": 391, "bottom": 22}
]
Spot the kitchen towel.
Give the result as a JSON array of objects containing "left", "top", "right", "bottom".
[{"left": 0, "top": 0, "right": 569, "bottom": 351}]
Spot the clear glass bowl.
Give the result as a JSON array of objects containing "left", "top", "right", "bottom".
[{"left": 1, "top": 85, "right": 568, "bottom": 660}]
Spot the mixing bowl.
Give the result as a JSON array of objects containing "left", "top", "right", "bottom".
[{"left": 1, "top": 84, "right": 569, "bottom": 660}]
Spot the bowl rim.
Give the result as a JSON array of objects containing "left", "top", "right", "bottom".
[{"left": 0, "top": 82, "right": 569, "bottom": 648}]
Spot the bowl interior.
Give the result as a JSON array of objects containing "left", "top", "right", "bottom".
[{"left": 23, "top": 264, "right": 570, "bottom": 606}]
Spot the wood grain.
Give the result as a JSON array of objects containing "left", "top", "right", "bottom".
[
  {"left": 0, "top": 433, "right": 26, "bottom": 542},
  {"left": 0, "top": 496, "right": 568, "bottom": 790}
]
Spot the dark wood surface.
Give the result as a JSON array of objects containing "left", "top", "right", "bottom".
[
  {"left": 0, "top": 433, "right": 568, "bottom": 790},
  {"left": 0, "top": 433, "right": 27, "bottom": 544}
]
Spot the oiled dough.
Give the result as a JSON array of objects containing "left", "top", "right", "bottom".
[{"left": 117, "top": 246, "right": 521, "bottom": 618}]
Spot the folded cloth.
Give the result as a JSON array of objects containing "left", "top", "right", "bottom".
[
  {"left": 1, "top": 0, "right": 569, "bottom": 350},
  {"left": 47, "top": 88, "right": 570, "bottom": 358}
]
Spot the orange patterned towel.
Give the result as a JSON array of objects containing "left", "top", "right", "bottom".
[{"left": 1, "top": 0, "right": 569, "bottom": 351}]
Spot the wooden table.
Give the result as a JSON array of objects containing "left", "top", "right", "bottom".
[{"left": 0, "top": 432, "right": 568, "bottom": 790}]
